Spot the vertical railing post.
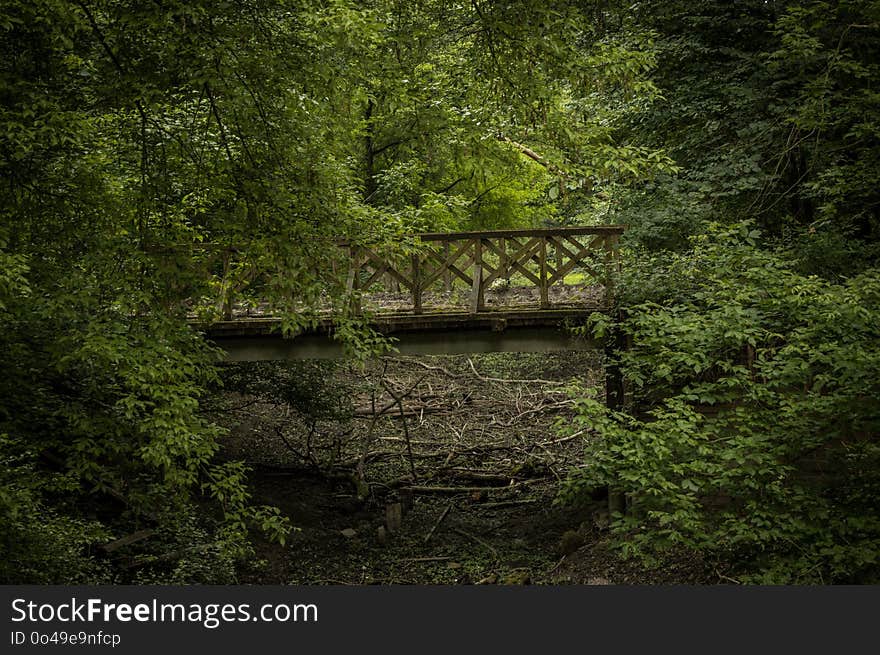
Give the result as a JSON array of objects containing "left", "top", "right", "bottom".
[
  {"left": 539, "top": 236, "right": 549, "bottom": 308},
  {"left": 443, "top": 241, "right": 452, "bottom": 293},
  {"left": 555, "top": 236, "right": 563, "bottom": 276},
  {"left": 603, "top": 232, "right": 619, "bottom": 302},
  {"left": 411, "top": 251, "right": 422, "bottom": 314},
  {"left": 470, "top": 238, "right": 484, "bottom": 313},
  {"left": 478, "top": 238, "right": 485, "bottom": 311},
  {"left": 221, "top": 248, "right": 233, "bottom": 320}
]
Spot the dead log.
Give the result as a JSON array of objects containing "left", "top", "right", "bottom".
[{"left": 403, "top": 481, "right": 538, "bottom": 495}]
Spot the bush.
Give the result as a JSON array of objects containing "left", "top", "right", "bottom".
[{"left": 561, "top": 223, "right": 880, "bottom": 583}]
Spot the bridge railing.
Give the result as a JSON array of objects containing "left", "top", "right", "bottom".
[{"left": 344, "top": 225, "right": 624, "bottom": 315}]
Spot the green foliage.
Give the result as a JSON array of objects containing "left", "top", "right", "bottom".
[
  {"left": 607, "top": 0, "right": 879, "bottom": 272},
  {"left": 220, "top": 360, "right": 353, "bottom": 424},
  {"left": 0, "top": 434, "right": 114, "bottom": 584},
  {"left": 342, "top": 0, "right": 675, "bottom": 233},
  {"left": 562, "top": 224, "right": 880, "bottom": 582},
  {"left": 4, "top": 0, "right": 875, "bottom": 586},
  {"left": 561, "top": 3, "right": 880, "bottom": 583},
  {"left": 0, "top": 285, "right": 292, "bottom": 581}
]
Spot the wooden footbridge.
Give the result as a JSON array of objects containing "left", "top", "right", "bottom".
[{"left": 204, "top": 225, "right": 623, "bottom": 358}]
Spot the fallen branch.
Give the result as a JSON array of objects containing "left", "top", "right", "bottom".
[
  {"left": 438, "top": 468, "right": 519, "bottom": 484},
  {"left": 453, "top": 528, "right": 498, "bottom": 559},
  {"left": 404, "top": 481, "right": 540, "bottom": 494},
  {"left": 352, "top": 406, "right": 443, "bottom": 418},
  {"left": 492, "top": 400, "right": 575, "bottom": 427},
  {"left": 274, "top": 424, "right": 321, "bottom": 471},
  {"left": 498, "top": 135, "right": 560, "bottom": 174},
  {"left": 386, "top": 357, "right": 461, "bottom": 378},
  {"left": 123, "top": 544, "right": 211, "bottom": 570},
  {"left": 423, "top": 502, "right": 454, "bottom": 545},
  {"left": 377, "top": 436, "right": 447, "bottom": 446},
  {"left": 480, "top": 499, "right": 539, "bottom": 509},
  {"left": 357, "top": 365, "right": 427, "bottom": 482},
  {"left": 466, "top": 358, "right": 565, "bottom": 386},
  {"left": 380, "top": 375, "right": 425, "bottom": 483},
  {"left": 537, "top": 429, "right": 588, "bottom": 446}
]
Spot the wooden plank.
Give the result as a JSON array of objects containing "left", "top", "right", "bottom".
[
  {"left": 337, "top": 225, "right": 624, "bottom": 247},
  {"left": 604, "top": 233, "right": 620, "bottom": 297},
  {"left": 481, "top": 237, "right": 542, "bottom": 286},
  {"left": 421, "top": 239, "right": 474, "bottom": 287},
  {"left": 345, "top": 263, "right": 356, "bottom": 298},
  {"left": 422, "top": 259, "right": 472, "bottom": 288},
  {"left": 549, "top": 258, "right": 587, "bottom": 285},
  {"left": 413, "top": 225, "right": 626, "bottom": 242},
  {"left": 411, "top": 253, "right": 422, "bottom": 314},
  {"left": 471, "top": 264, "right": 482, "bottom": 314},
  {"left": 359, "top": 246, "right": 413, "bottom": 289},
  {"left": 470, "top": 238, "right": 484, "bottom": 313},
  {"left": 477, "top": 239, "right": 486, "bottom": 310},
  {"left": 612, "top": 233, "right": 621, "bottom": 272},
  {"left": 547, "top": 235, "right": 599, "bottom": 284},
  {"left": 499, "top": 238, "right": 507, "bottom": 271},
  {"left": 385, "top": 503, "right": 403, "bottom": 533},
  {"left": 361, "top": 262, "right": 390, "bottom": 289},
  {"left": 443, "top": 242, "right": 452, "bottom": 293},
  {"left": 539, "top": 237, "right": 549, "bottom": 308},
  {"left": 561, "top": 233, "right": 604, "bottom": 254},
  {"left": 99, "top": 529, "right": 155, "bottom": 554},
  {"left": 443, "top": 263, "right": 474, "bottom": 287},
  {"left": 204, "top": 308, "right": 606, "bottom": 339},
  {"left": 345, "top": 246, "right": 361, "bottom": 315}
]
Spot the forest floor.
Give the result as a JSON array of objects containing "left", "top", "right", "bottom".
[{"left": 212, "top": 352, "right": 720, "bottom": 585}]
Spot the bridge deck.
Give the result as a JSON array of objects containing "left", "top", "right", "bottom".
[{"left": 206, "top": 305, "right": 603, "bottom": 338}]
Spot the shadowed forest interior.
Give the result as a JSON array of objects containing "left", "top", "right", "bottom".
[{"left": 1, "top": 0, "right": 878, "bottom": 584}]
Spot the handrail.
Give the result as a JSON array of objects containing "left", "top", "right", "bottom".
[
  {"left": 176, "top": 226, "right": 625, "bottom": 319},
  {"left": 337, "top": 224, "right": 626, "bottom": 246},
  {"left": 345, "top": 225, "right": 623, "bottom": 315},
  {"left": 415, "top": 225, "right": 625, "bottom": 241}
]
